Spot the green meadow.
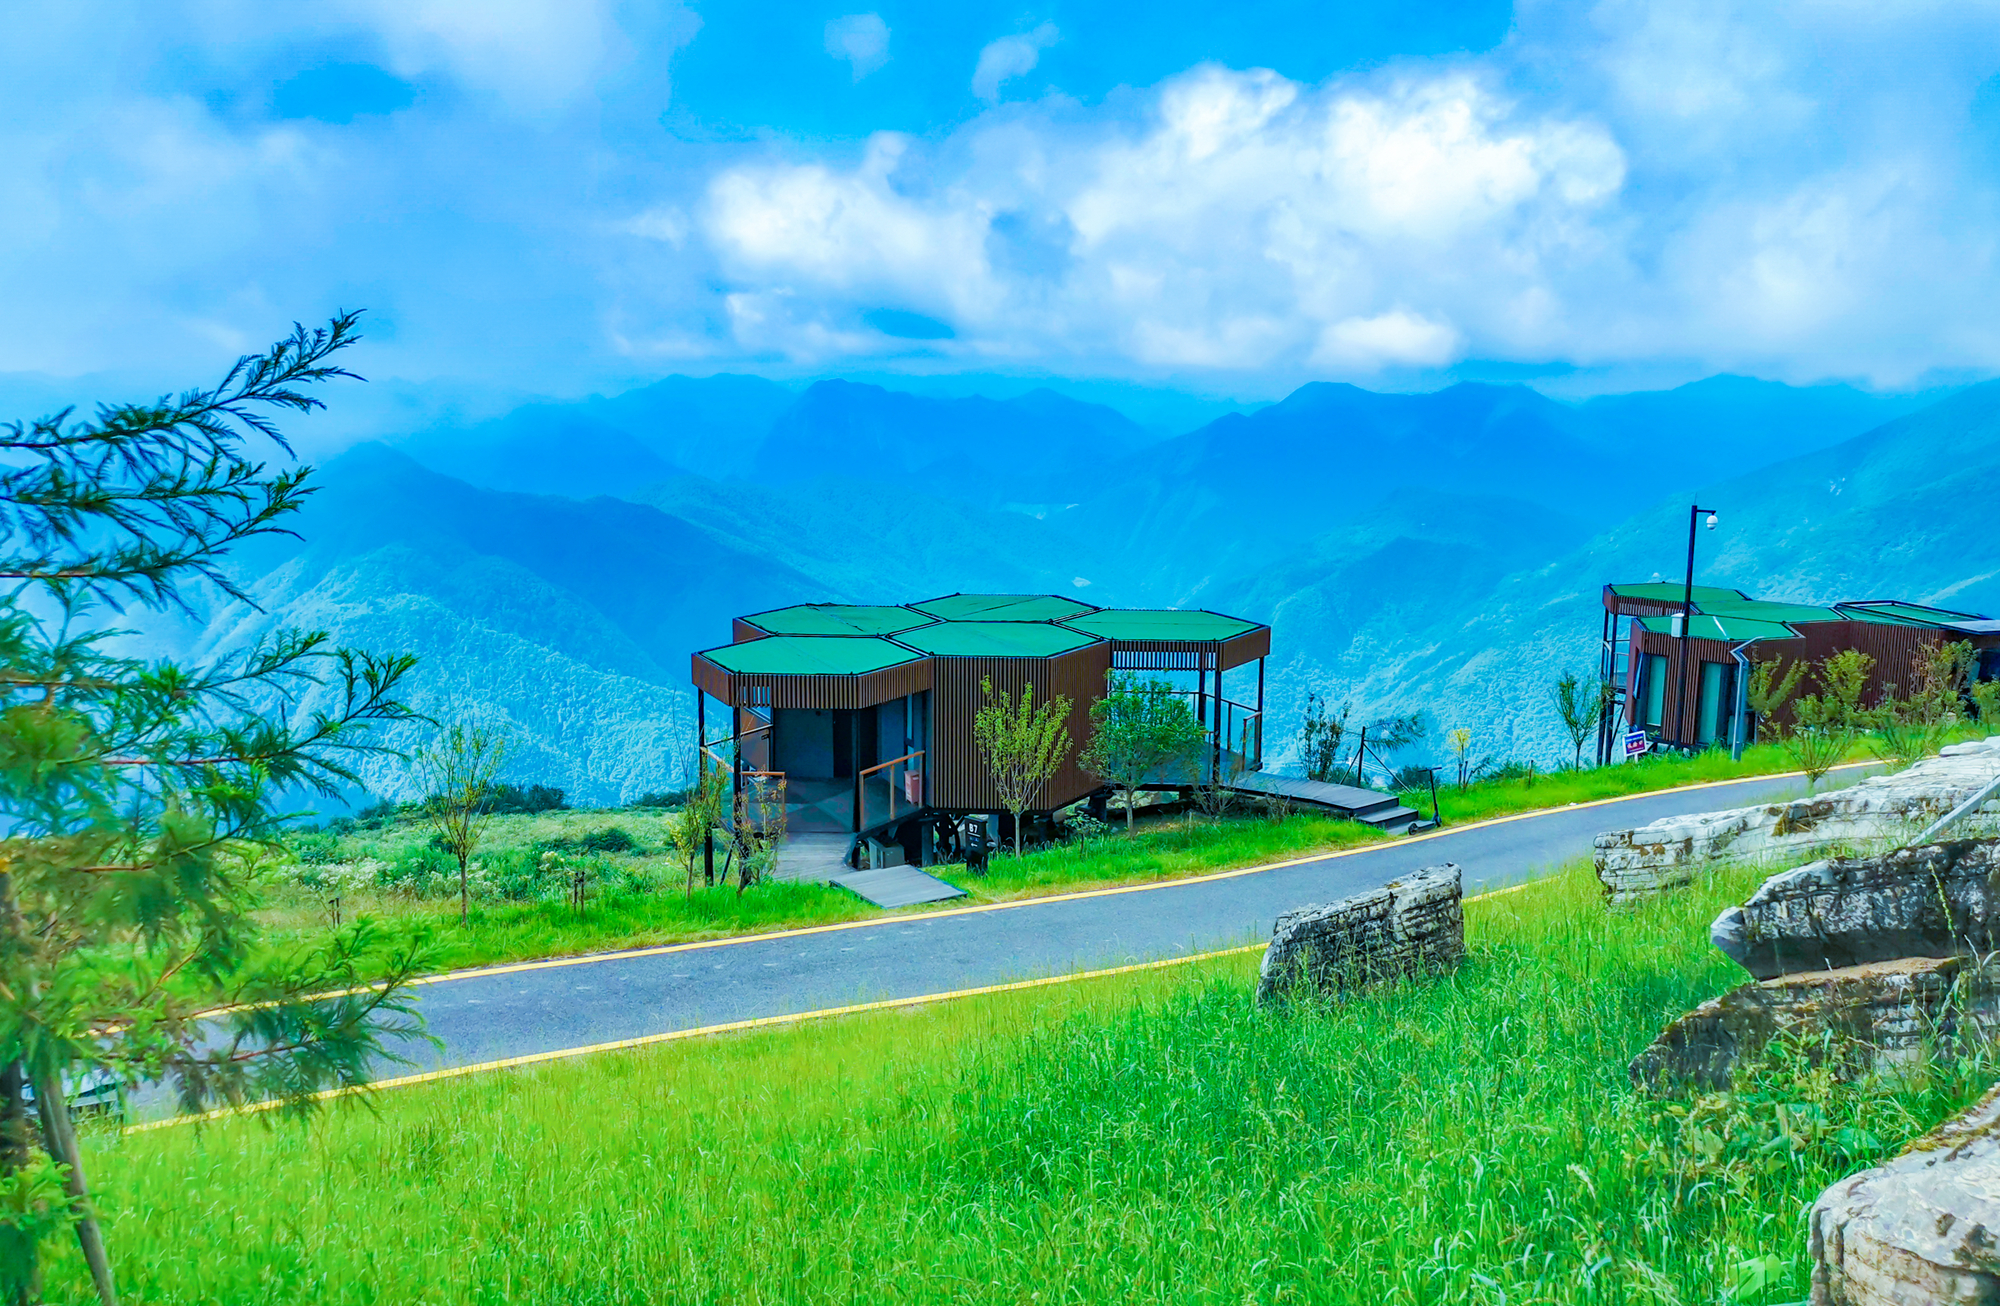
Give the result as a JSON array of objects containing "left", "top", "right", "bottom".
[
  {"left": 253, "top": 742, "right": 1874, "bottom": 982},
  {"left": 66, "top": 862, "right": 1986, "bottom": 1304}
]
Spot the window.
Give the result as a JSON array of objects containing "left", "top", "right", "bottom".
[
  {"left": 1641, "top": 654, "right": 1667, "bottom": 729},
  {"left": 1695, "top": 660, "right": 1734, "bottom": 746}
]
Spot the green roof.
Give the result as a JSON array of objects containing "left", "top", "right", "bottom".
[
  {"left": 700, "top": 636, "right": 923, "bottom": 676},
  {"left": 910, "top": 593, "right": 1098, "bottom": 622},
  {"left": 1834, "top": 601, "right": 1983, "bottom": 627},
  {"left": 1608, "top": 583, "right": 1750, "bottom": 604},
  {"left": 741, "top": 604, "right": 931, "bottom": 637},
  {"left": 1062, "top": 608, "right": 1260, "bottom": 643},
  {"left": 895, "top": 622, "right": 1100, "bottom": 657},
  {"left": 1699, "top": 597, "right": 1843, "bottom": 625},
  {"left": 1637, "top": 614, "right": 1800, "bottom": 642}
]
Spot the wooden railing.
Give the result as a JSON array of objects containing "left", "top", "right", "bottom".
[{"left": 857, "top": 749, "right": 925, "bottom": 832}]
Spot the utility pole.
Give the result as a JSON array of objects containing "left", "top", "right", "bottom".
[{"left": 1675, "top": 504, "right": 1720, "bottom": 746}]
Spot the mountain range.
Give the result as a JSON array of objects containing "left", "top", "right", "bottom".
[{"left": 122, "top": 369, "right": 1987, "bottom": 804}]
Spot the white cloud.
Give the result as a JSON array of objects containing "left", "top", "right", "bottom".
[
  {"left": 824, "top": 13, "right": 890, "bottom": 82},
  {"left": 972, "top": 23, "right": 1058, "bottom": 104},
  {"left": 1313, "top": 311, "right": 1461, "bottom": 369},
  {"left": 343, "top": 0, "right": 625, "bottom": 107},
  {"left": 702, "top": 65, "right": 1621, "bottom": 375}
]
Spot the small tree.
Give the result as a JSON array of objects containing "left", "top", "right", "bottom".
[
  {"left": 1448, "top": 727, "right": 1474, "bottom": 790},
  {"left": 1746, "top": 657, "right": 1807, "bottom": 739},
  {"left": 1296, "top": 692, "right": 1350, "bottom": 784},
  {"left": 418, "top": 725, "right": 507, "bottom": 926},
  {"left": 0, "top": 314, "right": 432, "bottom": 1302},
  {"left": 667, "top": 765, "right": 728, "bottom": 899},
  {"left": 1078, "top": 673, "right": 1204, "bottom": 831},
  {"left": 971, "top": 677, "right": 1073, "bottom": 858},
  {"left": 1780, "top": 650, "right": 1875, "bottom": 791},
  {"left": 1553, "top": 672, "right": 1610, "bottom": 770},
  {"left": 1872, "top": 640, "right": 1973, "bottom": 767}
]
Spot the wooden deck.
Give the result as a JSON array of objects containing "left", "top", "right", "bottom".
[{"left": 1225, "top": 772, "right": 1429, "bottom": 832}]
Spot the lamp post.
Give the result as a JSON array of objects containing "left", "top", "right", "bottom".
[{"left": 1673, "top": 504, "right": 1720, "bottom": 747}]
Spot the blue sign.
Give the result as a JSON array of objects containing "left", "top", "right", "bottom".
[{"left": 1623, "top": 730, "right": 1650, "bottom": 758}]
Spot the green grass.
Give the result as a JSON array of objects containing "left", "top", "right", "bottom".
[
  {"left": 253, "top": 741, "right": 1898, "bottom": 981},
  {"left": 258, "top": 879, "right": 872, "bottom": 976},
  {"left": 65, "top": 862, "right": 1991, "bottom": 1304},
  {"left": 965, "top": 811, "right": 1386, "bottom": 899},
  {"left": 1398, "top": 739, "right": 1876, "bottom": 826}
]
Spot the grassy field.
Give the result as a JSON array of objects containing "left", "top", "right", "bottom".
[
  {"left": 65, "top": 862, "right": 1990, "bottom": 1304},
  {"left": 1394, "top": 739, "right": 1880, "bottom": 826},
  {"left": 245, "top": 741, "right": 1900, "bottom": 980}
]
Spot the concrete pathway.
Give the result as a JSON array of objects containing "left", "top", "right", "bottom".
[{"left": 381, "top": 768, "right": 1863, "bottom": 1078}]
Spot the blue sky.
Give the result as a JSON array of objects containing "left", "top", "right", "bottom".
[{"left": 3, "top": 0, "right": 2000, "bottom": 434}]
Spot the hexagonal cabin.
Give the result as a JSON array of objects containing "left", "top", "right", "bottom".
[{"left": 690, "top": 594, "right": 1271, "bottom": 865}]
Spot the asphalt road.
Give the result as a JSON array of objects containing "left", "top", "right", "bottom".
[{"left": 385, "top": 768, "right": 1859, "bottom": 1075}]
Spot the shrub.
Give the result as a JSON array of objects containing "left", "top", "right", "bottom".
[
  {"left": 379, "top": 844, "right": 456, "bottom": 896},
  {"left": 484, "top": 783, "right": 567, "bottom": 815},
  {"left": 287, "top": 831, "right": 342, "bottom": 866}
]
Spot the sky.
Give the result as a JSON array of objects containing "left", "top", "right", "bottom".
[{"left": 4, "top": 0, "right": 2000, "bottom": 433}]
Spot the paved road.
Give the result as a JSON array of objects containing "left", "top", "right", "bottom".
[{"left": 387, "top": 768, "right": 1860, "bottom": 1074}]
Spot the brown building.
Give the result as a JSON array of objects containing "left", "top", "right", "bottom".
[
  {"left": 1595, "top": 582, "right": 2000, "bottom": 763},
  {"left": 692, "top": 594, "right": 1271, "bottom": 862}
]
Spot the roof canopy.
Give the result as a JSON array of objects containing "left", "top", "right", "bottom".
[
  {"left": 694, "top": 593, "right": 1273, "bottom": 709},
  {"left": 1063, "top": 608, "right": 1259, "bottom": 642},
  {"left": 701, "top": 635, "right": 923, "bottom": 676},
  {"left": 740, "top": 604, "right": 932, "bottom": 637},
  {"left": 910, "top": 593, "right": 1098, "bottom": 622},
  {"left": 897, "top": 621, "right": 1100, "bottom": 658},
  {"left": 1610, "top": 581, "right": 1989, "bottom": 643}
]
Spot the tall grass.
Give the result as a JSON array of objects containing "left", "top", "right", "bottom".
[
  {"left": 966, "top": 811, "right": 1384, "bottom": 898},
  {"left": 63, "top": 863, "right": 1989, "bottom": 1304},
  {"left": 1404, "top": 741, "right": 1875, "bottom": 826}
]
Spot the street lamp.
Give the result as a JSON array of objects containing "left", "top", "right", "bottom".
[{"left": 1673, "top": 505, "right": 1720, "bottom": 746}]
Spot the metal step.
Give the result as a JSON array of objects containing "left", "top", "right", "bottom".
[{"left": 1359, "top": 805, "right": 1423, "bottom": 831}]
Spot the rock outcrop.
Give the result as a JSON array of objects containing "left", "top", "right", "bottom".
[
  {"left": 1630, "top": 956, "right": 2000, "bottom": 1091},
  {"left": 1812, "top": 1081, "right": 2000, "bottom": 1304},
  {"left": 1594, "top": 739, "right": 2000, "bottom": 906},
  {"left": 1710, "top": 839, "right": 2000, "bottom": 981},
  {"left": 1255, "top": 864, "right": 1464, "bottom": 1006}
]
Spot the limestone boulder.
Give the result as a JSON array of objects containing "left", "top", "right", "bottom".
[
  {"left": 1630, "top": 956, "right": 2000, "bottom": 1092},
  {"left": 1812, "top": 1081, "right": 2000, "bottom": 1304},
  {"left": 1709, "top": 839, "right": 2000, "bottom": 981},
  {"left": 1594, "top": 738, "right": 2000, "bottom": 906},
  {"left": 1256, "top": 864, "right": 1464, "bottom": 1006}
]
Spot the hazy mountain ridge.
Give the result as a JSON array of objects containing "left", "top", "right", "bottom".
[{"left": 133, "top": 371, "right": 1989, "bottom": 803}]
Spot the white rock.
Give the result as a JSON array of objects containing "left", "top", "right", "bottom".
[{"left": 1594, "top": 739, "right": 2000, "bottom": 905}]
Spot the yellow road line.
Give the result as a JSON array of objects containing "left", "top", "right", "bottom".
[
  {"left": 125, "top": 875, "right": 1586, "bottom": 1132},
  {"left": 394, "top": 760, "right": 1871, "bottom": 989}
]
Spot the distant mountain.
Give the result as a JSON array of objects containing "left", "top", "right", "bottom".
[
  {"left": 633, "top": 472, "right": 1114, "bottom": 602},
  {"left": 752, "top": 380, "right": 1157, "bottom": 508},
  {"left": 1256, "top": 380, "right": 2000, "bottom": 770},
  {"left": 397, "top": 373, "right": 795, "bottom": 494},
  {"left": 1059, "top": 382, "right": 1611, "bottom": 597},
  {"left": 1573, "top": 374, "right": 1940, "bottom": 476},
  {"left": 154, "top": 444, "right": 835, "bottom": 804},
  {"left": 137, "top": 368, "right": 1991, "bottom": 803}
]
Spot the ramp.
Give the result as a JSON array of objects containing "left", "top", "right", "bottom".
[
  {"left": 830, "top": 865, "right": 968, "bottom": 908},
  {"left": 1227, "top": 772, "right": 1430, "bottom": 832}
]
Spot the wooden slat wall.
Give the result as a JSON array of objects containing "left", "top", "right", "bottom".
[
  {"left": 731, "top": 617, "right": 767, "bottom": 643},
  {"left": 1630, "top": 620, "right": 1958, "bottom": 739},
  {"left": 696, "top": 659, "right": 934, "bottom": 712},
  {"left": 1218, "top": 627, "right": 1273, "bottom": 670},
  {"left": 930, "top": 642, "right": 1111, "bottom": 811}
]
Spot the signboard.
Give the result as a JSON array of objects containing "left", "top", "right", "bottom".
[{"left": 1623, "top": 730, "right": 1650, "bottom": 759}]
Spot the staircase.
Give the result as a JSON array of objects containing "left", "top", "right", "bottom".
[{"left": 1225, "top": 772, "right": 1435, "bottom": 835}]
